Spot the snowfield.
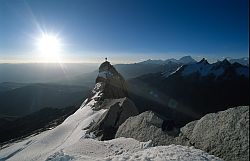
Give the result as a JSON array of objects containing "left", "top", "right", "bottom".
[
  {"left": 45, "top": 138, "right": 223, "bottom": 161},
  {"left": 0, "top": 85, "right": 223, "bottom": 161}
]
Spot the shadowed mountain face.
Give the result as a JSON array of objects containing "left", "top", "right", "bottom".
[
  {"left": 0, "top": 63, "right": 99, "bottom": 83},
  {"left": 128, "top": 59, "right": 249, "bottom": 126},
  {"left": 0, "top": 106, "right": 78, "bottom": 144},
  {"left": 0, "top": 83, "right": 89, "bottom": 117},
  {"left": 0, "top": 61, "right": 182, "bottom": 117},
  {"left": 229, "top": 57, "right": 249, "bottom": 66}
]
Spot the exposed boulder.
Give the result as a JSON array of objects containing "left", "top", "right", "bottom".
[
  {"left": 178, "top": 106, "right": 249, "bottom": 161},
  {"left": 115, "top": 111, "right": 179, "bottom": 146},
  {"left": 86, "top": 97, "right": 138, "bottom": 140},
  {"left": 116, "top": 106, "right": 249, "bottom": 161}
]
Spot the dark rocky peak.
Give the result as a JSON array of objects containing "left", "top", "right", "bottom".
[
  {"left": 92, "top": 61, "right": 128, "bottom": 101},
  {"left": 198, "top": 58, "right": 209, "bottom": 65},
  {"left": 84, "top": 61, "right": 138, "bottom": 140},
  {"left": 221, "top": 59, "right": 231, "bottom": 66},
  {"left": 232, "top": 62, "right": 245, "bottom": 68},
  {"left": 98, "top": 61, "right": 119, "bottom": 76},
  {"left": 212, "top": 59, "right": 231, "bottom": 70}
]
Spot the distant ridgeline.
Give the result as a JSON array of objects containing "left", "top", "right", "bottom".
[{"left": 128, "top": 58, "right": 249, "bottom": 126}]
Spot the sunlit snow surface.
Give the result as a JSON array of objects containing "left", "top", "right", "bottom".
[
  {"left": 167, "top": 60, "right": 249, "bottom": 78},
  {"left": 0, "top": 98, "right": 107, "bottom": 161},
  {"left": 182, "top": 62, "right": 224, "bottom": 77},
  {"left": 0, "top": 90, "right": 222, "bottom": 161}
]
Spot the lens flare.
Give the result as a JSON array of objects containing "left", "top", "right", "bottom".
[{"left": 37, "top": 33, "right": 62, "bottom": 62}]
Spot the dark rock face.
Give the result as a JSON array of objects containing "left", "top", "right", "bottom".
[
  {"left": 87, "top": 98, "right": 138, "bottom": 140},
  {"left": 95, "top": 61, "right": 128, "bottom": 99},
  {"left": 116, "top": 106, "right": 249, "bottom": 161},
  {"left": 85, "top": 61, "right": 139, "bottom": 140}
]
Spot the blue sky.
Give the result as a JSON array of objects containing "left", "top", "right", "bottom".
[{"left": 0, "top": 0, "right": 249, "bottom": 63}]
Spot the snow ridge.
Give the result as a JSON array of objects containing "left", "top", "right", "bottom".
[{"left": 167, "top": 58, "right": 249, "bottom": 78}]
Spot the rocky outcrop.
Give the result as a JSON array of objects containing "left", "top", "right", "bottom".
[
  {"left": 95, "top": 61, "right": 128, "bottom": 99},
  {"left": 84, "top": 61, "right": 129, "bottom": 110},
  {"left": 115, "top": 111, "right": 179, "bottom": 146},
  {"left": 178, "top": 106, "right": 249, "bottom": 161},
  {"left": 116, "top": 106, "right": 249, "bottom": 161},
  {"left": 86, "top": 98, "right": 138, "bottom": 140},
  {"left": 85, "top": 61, "right": 139, "bottom": 140}
]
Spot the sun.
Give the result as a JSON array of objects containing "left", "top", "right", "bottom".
[{"left": 37, "top": 33, "right": 62, "bottom": 62}]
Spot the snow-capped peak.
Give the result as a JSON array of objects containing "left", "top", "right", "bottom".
[
  {"left": 167, "top": 58, "right": 249, "bottom": 78},
  {"left": 181, "top": 58, "right": 220, "bottom": 77}
]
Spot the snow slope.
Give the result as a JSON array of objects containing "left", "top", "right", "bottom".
[
  {"left": 0, "top": 95, "right": 223, "bottom": 161},
  {"left": 0, "top": 136, "right": 222, "bottom": 161},
  {"left": 46, "top": 138, "right": 223, "bottom": 161},
  {"left": 0, "top": 97, "right": 106, "bottom": 161},
  {"left": 0, "top": 97, "right": 223, "bottom": 161}
]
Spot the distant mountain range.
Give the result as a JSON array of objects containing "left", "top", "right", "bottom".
[
  {"left": 0, "top": 56, "right": 247, "bottom": 84},
  {"left": 128, "top": 58, "right": 249, "bottom": 125},
  {"left": 139, "top": 56, "right": 249, "bottom": 66},
  {"left": 1, "top": 56, "right": 248, "bottom": 118},
  {"left": 139, "top": 56, "right": 197, "bottom": 65},
  {"left": 172, "top": 58, "right": 249, "bottom": 78},
  {"left": 228, "top": 57, "right": 249, "bottom": 66}
]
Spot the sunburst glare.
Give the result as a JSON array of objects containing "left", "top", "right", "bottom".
[{"left": 36, "top": 33, "right": 62, "bottom": 62}]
